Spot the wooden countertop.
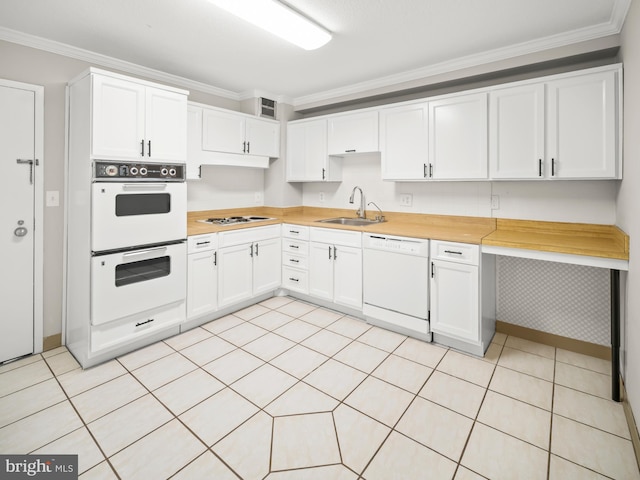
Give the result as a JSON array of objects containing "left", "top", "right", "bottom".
[
  {"left": 187, "top": 207, "right": 496, "bottom": 245},
  {"left": 187, "top": 207, "right": 629, "bottom": 262},
  {"left": 483, "top": 219, "right": 629, "bottom": 261}
]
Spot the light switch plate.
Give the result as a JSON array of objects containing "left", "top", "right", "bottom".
[{"left": 46, "top": 190, "right": 59, "bottom": 207}]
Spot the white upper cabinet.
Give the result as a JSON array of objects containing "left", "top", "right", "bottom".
[
  {"left": 546, "top": 69, "right": 618, "bottom": 179},
  {"left": 202, "top": 107, "right": 280, "bottom": 158},
  {"left": 429, "top": 92, "right": 488, "bottom": 180},
  {"left": 92, "top": 74, "right": 187, "bottom": 162},
  {"left": 327, "top": 111, "right": 379, "bottom": 155},
  {"left": 287, "top": 118, "right": 342, "bottom": 182},
  {"left": 490, "top": 83, "right": 545, "bottom": 179},
  {"left": 380, "top": 102, "right": 429, "bottom": 180},
  {"left": 490, "top": 67, "right": 620, "bottom": 180}
]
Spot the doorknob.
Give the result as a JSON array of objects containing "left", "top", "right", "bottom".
[{"left": 14, "top": 220, "right": 27, "bottom": 237}]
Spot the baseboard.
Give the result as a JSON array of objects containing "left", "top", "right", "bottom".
[
  {"left": 495, "top": 321, "right": 610, "bottom": 360},
  {"left": 42, "top": 334, "right": 62, "bottom": 352},
  {"left": 621, "top": 380, "right": 640, "bottom": 471}
]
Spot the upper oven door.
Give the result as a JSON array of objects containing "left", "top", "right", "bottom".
[{"left": 91, "top": 182, "right": 186, "bottom": 252}]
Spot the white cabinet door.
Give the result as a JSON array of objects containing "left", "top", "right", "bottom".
[
  {"left": 429, "top": 93, "right": 488, "bottom": 179},
  {"left": 92, "top": 75, "right": 145, "bottom": 159},
  {"left": 286, "top": 119, "right": 338, "bottom": 182},
  {"left": 246, "top": 117, "right": 280, "bottom": 157},
  {"left": 333, "top": 244, "right": 362, "bottom": 309},
  {"left": 253, "top": 237, "right": 281, "bottom": 296},
  {"left": 489, "top": 84, "right": 545, "bottom": 179},
  {"left": 218, "top": 243, "right": 253, "bottom": 309},
  {"left": 380, "top": 103, "right": 429, "bottom": 180},
  {"left": 145, "top": 87, "right": 187, "bottom": 162},
  {"left": 187, "top": 250, "right": 217, "bottom": 320},
  {"left": 202, "top": 108, "right": 245, "bottom": 154},
  {"left": 547, "top": 70, "right": 617, "bottom": 179},
  {"left": 327, "top": 111, "right": 379, "bottom": 155},
  {"left": 430, "top": 259, "right": 479, "bottom": 343},
  {"left": 308, "top": 242, "right": 334, "bottom": 301}
]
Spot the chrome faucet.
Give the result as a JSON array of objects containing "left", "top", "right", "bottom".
[{"left": 349, "top": 186, "right": 365, "bottom": 219}]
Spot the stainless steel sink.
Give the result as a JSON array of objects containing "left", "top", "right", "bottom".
[{"left": 317, "top": 217, "right": 385, "bottom": 226}]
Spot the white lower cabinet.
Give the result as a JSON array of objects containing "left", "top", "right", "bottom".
[
  {"left": 308, "top": 228, "right": 362, "bottom": 310},
  {"left": 429, "top": 240, "right": 494, "bottom": 355},
  {"left": 217, "top": 225, "right": 281, "bottom": 309},
  {"left": 282, "top": 224, "right": 310, "bottom": 294},
  {"left": 187, "top": 234, "right": 218, "bottom": 320}
]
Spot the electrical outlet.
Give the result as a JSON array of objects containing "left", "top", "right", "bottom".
[
  {"left": 319, "top": 192, "right": 325, "bottom": 202},
  {"left": 46, "top": 190, "right": 59, "bottom": 207},
  {"left": 254, "top": 191, "right": 263, "bottom": 204},
  {"left": 491, "top": 195, "right": 500, "bottom": 210},
  {"left": 399, "top": 193, "right": 413, "bottom": 207}
]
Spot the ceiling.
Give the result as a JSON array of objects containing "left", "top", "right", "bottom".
[{"left": 0, "top": 0, "right": 631, "bottom": 109}]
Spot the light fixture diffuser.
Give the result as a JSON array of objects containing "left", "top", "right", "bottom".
[{"left": 210, "top": 0, "right": 331, "bottom": 50}]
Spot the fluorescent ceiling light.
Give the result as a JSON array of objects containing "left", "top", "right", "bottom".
[{"left": 210, "top": 0, "right": 332, "bottom": 50}]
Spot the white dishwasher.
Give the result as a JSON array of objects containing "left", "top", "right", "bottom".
[{"left": 362, "top": 233, "right": 431, "bottom": 341}]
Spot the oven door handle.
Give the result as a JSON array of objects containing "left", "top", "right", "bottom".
[
  {"left": 122, "top": 246, "right": 168, "bottom": 259},
  {"left": 121, "top": 183, "right": 168, "bottom": 191}
]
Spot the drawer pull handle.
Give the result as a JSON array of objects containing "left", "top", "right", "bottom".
[
  {"left": 289, "top": 244, "right": 299, "bottom": 249},
  {"left": 290, "top": 259, "right": 299, "bottom": 263},
  {"left": 135, "top": 318, "right": 155, "bottom": 327},
  {"left": 196, "top": 241, "right": 210, "bottom": 246},
  {"left": 289, "top": 277, "right": 299, "bottom": 282},
  {"left": 289, "top": 230, "right": 300, "bottom": 234},
  {"left": 444, "top": 250, "right": 462, "bottom": 255}
]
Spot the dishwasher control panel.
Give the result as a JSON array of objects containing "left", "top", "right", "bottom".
[{"left": 364, "top": 234, "right": 429, "bottom": 256}]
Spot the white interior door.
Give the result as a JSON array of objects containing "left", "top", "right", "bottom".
[{"left": 0, "top": 81, "right": 41, "bottom": 363}]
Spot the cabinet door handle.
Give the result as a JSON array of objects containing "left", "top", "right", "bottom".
[
  {"left": 140, "top": 139, "right": 145, "bottom": 157},
  {"left": 333, "top": 246, "right": 337, "bottom": 260},
  {"left": 255, "top": 243, "right": 259, "bottom": 256},
  {"left": 431, "top": 262, "right": 435, "bottom": 278},
  {"left": 538, "top": 158, "right": 543, "bottom": 177},
  {"left": 147, "top": 140, "right": 151, "bottom": 157},
  {"left": 242, "top": 141, "right": 246, "bottom": 153},
  {"left": 214, "top": 251, "right": 217, "bottom": 266},
  {"left": 429, "top": 163, "right": 433, "bottom": 178},
  {"left": 328, "top": 245, "right": 332, "bottom": 259},
  {"left": 322, "top": 168, "right": 326, "bottom": 180},
  {"left": 444, "top": 250, "right": 462, "bottom": 255},
  {"left": 247, "top": 141, "right": 250, "bottom": 154},
  {"left": 250, "top": 244, "right": 254, "bottom": 257},
  {"left": 551, "top": 158, "right": 556, "bottom": 176},
  {"left": 423, "top": 163, "right": 428, "bottom": 178}
]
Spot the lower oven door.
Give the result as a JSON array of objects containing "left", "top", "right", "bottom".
[
  {"left": 91, "top": 182, "right": 186, "bottom": 252},
  {"left": 91, "top": 242, "right": 186, "bottom": 326}
]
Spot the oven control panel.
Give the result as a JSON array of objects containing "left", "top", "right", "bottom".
[{"left": 94, "top": 161, "right": 185, "bottom": 181}]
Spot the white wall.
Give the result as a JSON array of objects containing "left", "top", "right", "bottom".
[
  {"left": 618, "top": 0, "right": 640, "bottom": 420},
  {"left": 187, "top": 166, "right": 265, "bottom": 211},
  {"left": 301, "top": 154, "right": 618, "bottom": 224}
]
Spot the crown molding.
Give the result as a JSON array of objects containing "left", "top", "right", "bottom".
[
  {"left": 0, "top": 27, "right": 241, "bottom": 100},
  {"left": 292, "top": 1, "right": 631, "bottom": 109}
]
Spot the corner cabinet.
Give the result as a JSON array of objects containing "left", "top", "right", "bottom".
[
  {"left": 91, "top": 72, "right": 188, "bottom": 162},
  {"left": 490, "top": 66, "right": 620, "bottom": 180},
  {"left": 287, "top": 118, "right": 342, "bottom": 182},
  {"left": 429, "top": 240, "right": 495, "bottom": 356}
]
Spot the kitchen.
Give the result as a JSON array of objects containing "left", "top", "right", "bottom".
[{"left": 1, "top": 0, "right": 640, "bottom": 478}]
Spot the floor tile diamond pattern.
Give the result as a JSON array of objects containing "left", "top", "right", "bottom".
[{"left": 1, "top": 296, "right": 638, "bottom": 479}]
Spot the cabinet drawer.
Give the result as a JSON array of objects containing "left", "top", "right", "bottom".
[
  {"left": 283, "top": 239, "right": 309, "bottom": 256},
  {"left": 218, "top": 224, "right": 281, "bottom": 247},
  {"left": 282, "top": 266, "right": 309, "bottom": 294},
  {"left": 431, "top": 240, "right": 479, "bottom": 265},
  {"left": 187, "top": 234, "right": 217, "bottom": 253},
  {"left": 282, "top": 223, "right": 309, "bottom": 240},
  {"left": 283, "top": 252, "right": 308, "bottom": 270},
  {"left": 310, "top": 227, "right": 362, "bottom": 247},
  {"left": 91, "top": 301, "right": 183, "bottom": 354}
]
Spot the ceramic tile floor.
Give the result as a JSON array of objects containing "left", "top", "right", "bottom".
[{"left": 1, "top": 296, "right": 639, "bottom": 479}]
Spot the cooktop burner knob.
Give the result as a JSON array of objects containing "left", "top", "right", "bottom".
[
  {"left": 129, "top": 166, "right": 138, "bottom": 175},
  {"left": 139, "top": 167, "right": 148, "bottom": 175}
]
